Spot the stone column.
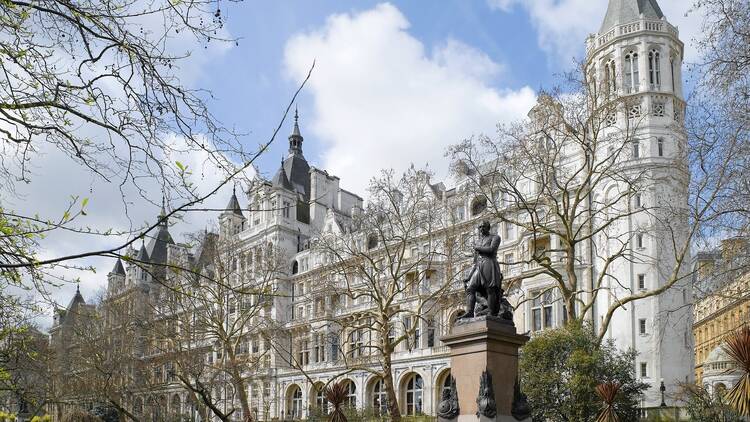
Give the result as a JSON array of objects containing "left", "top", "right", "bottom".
[{"left": 440, "top": 317, "right": 530, "bottom": 422}]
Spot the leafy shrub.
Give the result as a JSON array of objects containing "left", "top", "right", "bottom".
[{"left": 520, "top": 323, "right": 649, "bottom": 422}]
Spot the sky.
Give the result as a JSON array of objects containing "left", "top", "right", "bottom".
[{"left": 12, "top": 0, "right": 705, "bottom": 327}]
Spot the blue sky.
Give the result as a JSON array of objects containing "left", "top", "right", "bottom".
[
  {"left": 188, "top": 0, "right": 701, "bottom": 192},
  {"left": 198, "top": 1, "right": 550, "bottom": 180}
]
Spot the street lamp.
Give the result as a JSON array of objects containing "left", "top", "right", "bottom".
[{"left": 660, "top": 379, "right": 666, "bottom": 407}]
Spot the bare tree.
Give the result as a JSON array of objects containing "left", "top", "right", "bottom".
[
  {"left": 447, "top": 63, "right": 718, "bottom": 344},
  {"left": 311, "top": 166, "right": 463, "bottom": 422},
  {"left": 693, "top": 0, "right": 750, "bottom": 114},
  {"left": 0, "top": 0, "right": 315, "bottom": 318},
  {"left": 144, "top": 231, "right": 288, "bottom": 422}
]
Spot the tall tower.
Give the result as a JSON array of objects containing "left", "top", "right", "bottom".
[{"left": 586, "top": 0, "right": 691, "bottom": 409}]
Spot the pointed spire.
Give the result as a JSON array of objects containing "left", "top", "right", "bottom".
[
  {"left": 112, "top": 258, "right": 126, "bottom": 276},
  {"left": 67, "top": 284, "right": 86, "bottom": 310},
  {"left": 288, "top": 106, "right": 304, "bottom": 156},
  {"left": 136, "top": 240, "right": 150, "bottom": 262},
  {"left": 223, "top": 185, "right": 245, "bottom": 217},
  {"left": 293, "top": 106, "right": 301, "bottom": 137},
  {"left": 600, "top": 0, "right": 665, "bottom": 34},
  {"left": 158, "top": 195, "right": 168, "bottom": 227}
]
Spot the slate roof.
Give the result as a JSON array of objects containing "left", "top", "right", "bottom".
[
  {"left": 145, "top": 222, "right": 174, "bottom": 265},
  {"left": 111, "top": 258, "right": 126, "bottom": 275},
  {"left": 66, "top": 285, "right": 86, "bottom": 311},
  {"left": 600, "top": 0, "right": 665, "bottom": 33},
  {"left": 224, "top": 189, "right": 245, "bottom": 217}
]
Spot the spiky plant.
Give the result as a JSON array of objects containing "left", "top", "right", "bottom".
[
  {"left": 324, "top": 381, "right": 349, "bottom": 422},
  {"left": 723, "top": 327, "right": 750, "bottom": 416},
  {"left": 595, "top": 382, "right": 621, "bottom": 422}
]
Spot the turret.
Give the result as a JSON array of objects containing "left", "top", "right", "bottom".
[
  {"left": 107, "top": 258, "right": 126, "bottom": 294},
  {"left": 220, "top": 186, "right": 246, "bottom": 237}
]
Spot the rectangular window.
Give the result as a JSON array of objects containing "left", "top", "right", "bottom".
[
  {"left": 427, "top": 318, "right": 435, "bottom": 348},
  {"left": 639, "top": 319, "right": 647, "bottom": 335},
  {"left": 531, "top": 291, "right": 554, "bottom": 332},
  {"left": 638, "top": 274, "right": 646, "bottom": 290},
  {"left": 633, "top": 141, "right": 640, "bottom": 158},
  {"left": 282, "top": 201, "right": 291, "bottom": 218},
  {"left": 636, "top": 233, "right": 644, "bottom": 249},
  {"left": 503, "top": 221, "right": 514, "bottom": 241},
  {"left": 330, "top": 335, "right": 340, "bottom": 362},
  {"left": 504, "top": 252, "right": 514, "bottom": 273},
  {"left": 635, "top": 194, "right": 642, "bottom": 209},
  {"left": 658, "top": 139, "right": 664, "bottom": 157},
  {"left": 455, "top": 206, "right": 465, "bottom": 221},
  {"left": 640, "top": 362, "right": 648, "bottom": 378}
]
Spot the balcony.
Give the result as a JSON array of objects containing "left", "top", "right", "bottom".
[{"left": 589, "top": 19, "right": 679, "bottom": 52}]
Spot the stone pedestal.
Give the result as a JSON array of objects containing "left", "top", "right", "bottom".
[{"left": 440, "top": 317, "right": 530, "bottom": 422}]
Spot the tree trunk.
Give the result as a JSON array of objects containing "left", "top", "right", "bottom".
[
  {"left": 383, "top": 351, "right": 402, "bottom": 422},
  {"left": 565, "top": 243, "right": 579, "bottom": 323},
  {"left": 227, "top": 350, "right": 253, "bottom": 422}
]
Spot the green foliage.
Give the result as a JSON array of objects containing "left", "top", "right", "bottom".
[
  {"left": 519, "top": 323, "right": 649, "bottom": 422},
  {"left": 30, "top": 416, "right": 53, "bottom": 422},
  {"left": 0, "top": 411, "right": 17, "bottom": 421}
]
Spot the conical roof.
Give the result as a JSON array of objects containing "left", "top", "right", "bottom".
[
  {"left": 600, "top": 0, "right": 665, "bottom": 33},
  {"left": 272, "top": 159, "right": 294, "bottom": 190},
  {"left": 145, "top": 222, "right": 174, "bottom": 265},
  {"left": 111, "top": 258, "right": 126, "bottom": 276},
  {"left": 223, "top": 187, "right": 245, "bottom": 217},
  {"left": 66, "top": 285, "right": 86, "bottom": 311},
  {"left": 136, "top": 242, "right": 150, "bottom": 262}
]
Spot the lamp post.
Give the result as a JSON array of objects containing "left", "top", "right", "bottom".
[{"left": 660, "top": 379, "right": 666, "bottom": 407}]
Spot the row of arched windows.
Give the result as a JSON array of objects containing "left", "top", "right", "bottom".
[
  {"left": 287, "top": 373, "right": 433, "bottom": 418},
  {"left": 602, "top": 48, "right": 674, "bottom": 95}
]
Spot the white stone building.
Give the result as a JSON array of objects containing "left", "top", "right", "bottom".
[{"left": 52, "top": 0, "right": 694, "bottom": 418}]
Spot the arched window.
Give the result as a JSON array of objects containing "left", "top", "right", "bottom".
[
  {"left": 367, "top": 234, "right": 379, "bottom": 250},
  {"left": 441, "top": 374, "right": 452, "bottom": 397},
  {"left": 170, "top": 394, "right": 181, "bottom": 417},
  {"left": 604, "top": 59, "right": 617, "bottom": 96},
  {"left": 404, "top": 374, "right": 423, "bottom": 415},
  {"left": 314, "top": 385, "right": 327, "bottom": 414},
  {"left": 372, "top": 379, "right": 388, "bottom": 416},
  {"left": 648, "top": 49, "right": 661, "bottom": 88},
  {"left": 134, "top": 397, "right": 143, "bottom": 415},
  {"left": 289, "top": 386, "right": 303, "bottom": 419},
  {"left": 624, "top": 51, "right": 640, "bottom": 93},
  {"left": 292, "top": 260, "right": 299, "bottom": 275},
  {"left": 471, "top": 197, "right": 487, "bottom": 216},
  {"left": 344, "top": 380, "right": 357, "bottom": 408},
  {"left": 670, "top": 57, "right": 676, "bottom": 91}
]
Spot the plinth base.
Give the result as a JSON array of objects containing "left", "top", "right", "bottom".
[{"left": 441, "top": 316, "right": 529, "bottom": 421}]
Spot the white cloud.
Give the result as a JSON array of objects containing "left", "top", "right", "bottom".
[
  {"left": 283, "top": 3, "right": 537, "bottom": 195},
  {"left": 11, "top": 132, "right": 253, "bottom": 328},
  {"left": 489, "top": 0, "right": 704, "bottom": 65}
]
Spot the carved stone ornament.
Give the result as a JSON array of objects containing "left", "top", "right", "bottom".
[
  {"left": 437, "top": 375, "right": 460, "bottom": 419},
  {"left": 511, "top": 376, "right": 531, "bottom": 421},
  {"left": 476, "top": 370, "right": 498, "bottom": 418}
]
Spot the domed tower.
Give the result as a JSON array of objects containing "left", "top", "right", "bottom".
[{"left": 585, "top": 0, "right": 692, "bottom": 409}]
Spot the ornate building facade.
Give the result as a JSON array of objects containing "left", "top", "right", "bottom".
[
  {"left": 49, "top": 0, "right": 695, "bottom": 419},
  {"left": 692, "top": 238, "right": 749, "bottom": 392}
]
